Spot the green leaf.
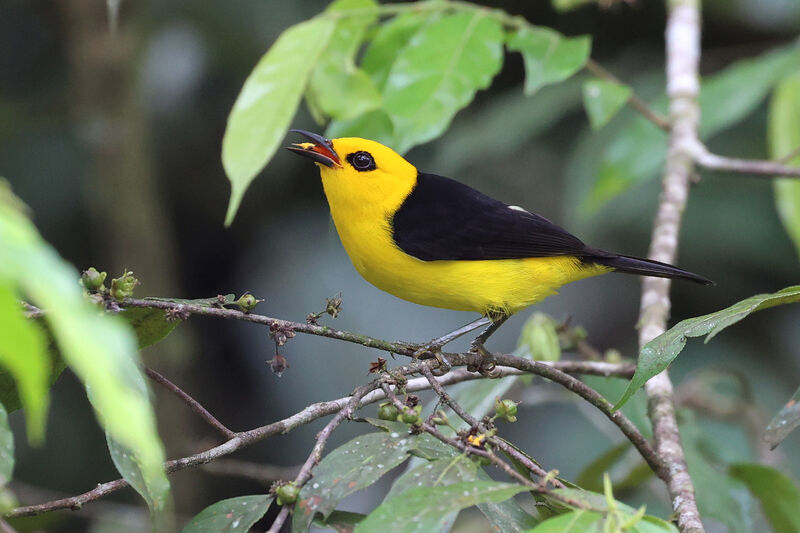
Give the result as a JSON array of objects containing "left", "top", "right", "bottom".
[
  {"left": 106, "top": 434, "right": 171, "bottom": 521},
  {"left": 0, "top": 282, "right": 49, "bottom": 442},
  {"left": 524, "top": 510, "right": 603, "bottom": 532},
  {"left": 730, "top": 463, "right": 800, "bottom": 533},
  {"left": 764, "top": 384, "right": 800, "bottom": 449},
  {"left": 506, "top": 27, "right": 590, "bottom": 96},
  {"left": 0, "top": 403, "right": 13, "bottom": 486},
  {"left": 120, "top": 308, "right": 181, "bottom": 349},
  {"left": 382, "top": 12, "right": 504, "bottom": 153},
  {"left": 180, "top": 495, "right": 272, "bottom": 533},
  {"left": 361, "top": 12, "right": 429, "bottom": 91},
  {"left": 292, "top": 430, "right": 418, "bottom": 532},
  {"left": 386, "top": 455, "right": 477, "bottom": 500},
  {"left": 575, "top": 441, "right": 631, "bottom": 492},
  {"left": 615, "top": 285, "right": 800, "bottom": 409},
  {"left": 144, "top": 294, "right": 236, "bottom": 307},
  {"left": 582, "top": 79, "right": 632, "bottom": 129},
  {"left": 326, "top": 110, "right": 396, "bottom": 147},
  {"left": 475, "top": 468, "right": 540, "bottom": 532},
  {"left": 0, "top": 185, "right": 168, "bottom": 516},
  {"left": 518, "top": 313, "right": 561, "bottom": 362},
  {"left": 222, "top": 17, "right": 336, "bottom": 225},
  {"left": 584, "top": 44, "right": 800, "bottom": 214},
  {"left": 306, "top": 0, "right": 381, "bottom": 121},
  {"left": 354, "top": 481, "right": 528, "bottom": 533},
  {"left": 551, "top": 0, "right": 599, "bottom": 11},
  {"left": 313, "top": 510, "right": 366, "bottom": 533},
  {"left": 768, "top": 73, "right": 800, "bottom": 260}
]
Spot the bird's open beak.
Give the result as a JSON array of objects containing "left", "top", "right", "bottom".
[{"left": 286, "top": 129, "right": 342, "bottom": 168}]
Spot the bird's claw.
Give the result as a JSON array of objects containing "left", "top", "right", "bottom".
[{"left": 468, "top": 341, "right": 501, "bottom": 378}]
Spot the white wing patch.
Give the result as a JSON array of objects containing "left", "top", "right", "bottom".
[{"left": 508, "top": 205, "right": 530, "bottom": 214}]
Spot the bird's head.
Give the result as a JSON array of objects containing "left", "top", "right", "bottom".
[{"left": 287, "top": 130, "right": 417, "bottom": 213}]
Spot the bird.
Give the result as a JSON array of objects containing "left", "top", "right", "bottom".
[{"left": 286, "top": 130, "right": 712, "bottom": 371}]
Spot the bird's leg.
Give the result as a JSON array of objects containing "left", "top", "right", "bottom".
[
  {"left": 412, "top": 316, "right": 492, "bottom": 371},
  {"left": 469, "top": 312, "right": 510, "bottom": 377}
]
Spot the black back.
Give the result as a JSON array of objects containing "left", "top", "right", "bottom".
[{"left": 391, "top": 172, "right": 596, "bottom": 261}]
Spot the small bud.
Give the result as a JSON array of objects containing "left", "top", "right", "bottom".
[
  {"left": 495, "top": 398, "right": 519, "bottom": 423},
  {"left": 269, "top": 323, "right": 296, "bottom": 346},
  {"left": 431, "top": 410, "right": 449, "bottom": 426},
  {"left": 273, "top": 481, "right": 299, "bottom": 506},
  {"left": 378, "top": 402, "right": 399, "bottom": 421},
  {"left": 110, "top": 270, "right": 138, "bottom": 301},
  {"left": 400, "top": 405, "right": 422, "bottom": 425},
  {"left": 325, "top": 294, "right": 342, "bottom": 318},
  {"left": 81, "top": 267, "right": 107, "bottom": 292},
  {"left": 236, "top": 293, "right": 262, "bottom": 312}
]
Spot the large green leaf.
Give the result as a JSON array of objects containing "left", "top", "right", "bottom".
[
  {"left": 518, "top": 313, "right": 561, "bottom": 362},
  {"left": 120, "top": 308, "right": 181, "bottom": 349},
  {"left": 730, "top": 463, "right": 800, "bottom": 533},
  {"left": 354, "top": 481, "right": 528, "bottom": 533},
  {"left": 313, "top": 511, "right": 366, "bottom": 533},
  {"left": 306, "top": 0, "right": 381, "bottom": 122},
  {"left": 180, "top": 495, "right": 272, "bottom": 533},
  {"left": 105, "top": 433, "right": 171, "bottom": 522},
  {"left": 382, "top": 12, "right": 504, "bottom": 153},
  {"left": 768, "top": 73, "right": 800, "bottom": 260},
  {"left": 292, "top": 430, "right": 418, "bottom": 532},
  {"left": 475, "top": 468, "right": 540, "bottom": 532},
  {"left": 386, "top": 455, "right": 477, "bottom": 500},
  {"left": 361, "top": 12, "right": 430, "bottom": 92},
  {"left": 764, "top": 384, "right": 800, "bottom": 449},
  {"left": 222, "top": 17, "right": 336, "bottom": 225},
  {"left": 0, "top": 185, "right": 168, "bottom": 518},
  {"left": 582, "top": 79, "right": 632, "bottom": 129},
  {"left": 584, "top": 44, "right": 800, "bottom": 214},
  {"left": 0, "top": 403, "right": 13, "bottom": 486},
  {"left": 0, "top": 282, "right": 49, "bottom": 442},
  {"left": 615, "top": 286, "right": 800, "bottom": 409},
  {"left": 575, "top": 441, "right": 631, "bottom": 492},
  {"left": 526, "top": 510, "right": 676, "bottom": 533},
  {"left": 507, "top": 27, "right": 590, "bottom": 96}
]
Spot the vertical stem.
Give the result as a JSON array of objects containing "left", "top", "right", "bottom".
[{"left": 638, "top": 0, "right": 705, "bottom": 531}]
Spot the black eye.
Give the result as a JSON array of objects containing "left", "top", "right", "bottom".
[{"left": 347, "top": 151, "right": 376, "bottom": 172}]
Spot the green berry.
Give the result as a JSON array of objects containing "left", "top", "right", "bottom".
[
  {"left": 400, "top": 405, "right": 422, "bottom": 425},
  {"left": 378, "top": 402, "right": 399, "bottom": 421},
  {"left": 236, "top": 293, "right": 261, "bottom": 312},
  {"left": 495, "top": 398, "right": 519, "bottom": 423}
]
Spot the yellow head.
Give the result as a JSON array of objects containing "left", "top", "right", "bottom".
[{"left": 287, "top": 130, "right": 418, "bottom": 217}]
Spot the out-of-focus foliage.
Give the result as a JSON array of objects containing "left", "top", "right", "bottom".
[
  {"left": 0, "top": 184, "right": 169, "bottom": 517},
  {"left": 769, "top": 74, "right": 800, "bottom": 260},
  {"left": 180, "top": 495, "right": 272, "bottom": 533}
]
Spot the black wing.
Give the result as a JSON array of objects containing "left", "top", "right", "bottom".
[{"left": 391, "top": 172, "right": 594, "bottom": 261}]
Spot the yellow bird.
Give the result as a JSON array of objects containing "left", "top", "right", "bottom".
[{"left": 287, "top": 130, "right": 711, "bottom": 367}]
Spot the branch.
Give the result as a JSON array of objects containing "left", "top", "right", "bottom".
[
  {"left": 202, "top": 459, "right": 300, "bottom": 484},
  {"left": 144, "top": 366, "right": 235, "bottom": 440},
  {"left": 584, "top": 59, "right": 671, "bottom": 131},
  {"left": 492, "top": 354, "right": 667, "bottom": 480},
  {"left": 693, "top": 144, "right": 800, "bottom": 178},
  {"left": 637, "top": 0, "right": 705, "bottom": 531}
]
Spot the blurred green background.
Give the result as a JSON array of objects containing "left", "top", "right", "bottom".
[{"left": 2, "top": 0, "right": 800, "bottom": 531}]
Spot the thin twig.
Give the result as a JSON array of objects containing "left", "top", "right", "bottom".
[
  {"left": 637, "top": 0, "right": 705, "bottom": 531},
  {"left": 202, "top": 459, "right": 301, "bottom": 484},
  {"left": 492, "top": 354, "right": 668, "bottom": 480},
  {"left": 693, "top": 144, "right": 800, "bottom": 178},
  {"left": 267, "top": 379, "right": 383, "bottom": 533},
  {"left": 144, "top": 366, "right": 235, "bottom": 440},
  {"left": 585, "top": 59, "right": 671, "bottom": 131}
]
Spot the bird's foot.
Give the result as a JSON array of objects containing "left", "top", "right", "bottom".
[
  {"left": 412, "top": 343, "right": 451, "bottom": 374},
  {"left": 468, "top": 340, "right": 501, "bottom": 379}
]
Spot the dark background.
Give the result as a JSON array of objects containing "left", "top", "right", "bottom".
[{"left": 2, "top": 0, "right": 800, "bottom": 531}]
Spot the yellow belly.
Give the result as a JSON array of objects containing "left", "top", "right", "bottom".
[{"left": 332, "top": 214, "right": 610, "bottom": 315}]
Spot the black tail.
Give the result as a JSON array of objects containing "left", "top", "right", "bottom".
[{"left": 590, "top": 254, "right": 714, "bottom": 285}]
